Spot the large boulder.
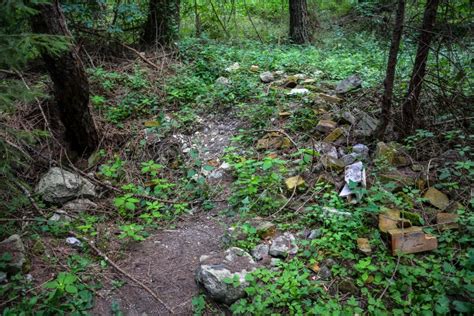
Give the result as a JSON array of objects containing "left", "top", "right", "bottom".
[
  {"left": 35, "top": 167, "right": 96, "bottom": 204},
  {"left": 0, "top": 234, "right": 26, "bottom": 272},
  {"left": 195, "top": 247, "right": 256, "bottom": 305}
]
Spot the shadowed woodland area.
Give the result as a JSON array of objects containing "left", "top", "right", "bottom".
[{"left": 0, "top": 0, "right": 473, "bottom": 315}]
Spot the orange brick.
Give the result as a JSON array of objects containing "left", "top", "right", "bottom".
[{"left": 388, "top": 226, "right": 437, "bottom": 255}]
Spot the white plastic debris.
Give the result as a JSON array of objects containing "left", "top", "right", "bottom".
[
  {"left": 288, "top": 88, "right": 310, "bottom": 96},
  {"left": 225, "top": 62, "right": 240, "bottom": 72},
  {"left": 339, "top": 161, "right": 366, "bottom": 201}
]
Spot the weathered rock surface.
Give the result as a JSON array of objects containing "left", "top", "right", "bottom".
[
  {"left": 260, "top": 71, "right": 274, "bottom": 83},
  {"left": 35, "top": 167, "right": 96, "bottom": 204},
  {"left": 423, "top": 187, "right": 449, "bottom": 210},
  {"left": 336, "top": 74, "right": 362, "bottom": 94},
  {"left": 63, "top": 198, "right": 97, "bottom": 212},
  {"left": 269, "top": 233, "right": 298, "bottom": 258},
  {"left": 0, "top": 234, "right": 26, "bottom": 271},
  {"left": 195, "top": 247, "right": 256, "bottom": 304},
  {"left": 49, "top": 210, "right": 72, "bottom": 224},
  {"left": 215, "top": 76, "right": 231, "bottom": 86},
  {"left": 251, "top": 244, "right": 269, "bottom": 261}
]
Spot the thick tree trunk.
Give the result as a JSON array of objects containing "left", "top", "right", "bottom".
[
  {"left": 289, "top": 0, "right": 310, "bottom": 44},
  {"left": 375, "top": 0, "right": 406, "bottom": 139},
  {"left": 401, "top": 0, "right": 440, "bottom": 136},
  {"left": 31, "top": 0, "right": 99, "bottom": 155},
  {"left": 142, "top": 0, "right": 180, "bottom": 45}
]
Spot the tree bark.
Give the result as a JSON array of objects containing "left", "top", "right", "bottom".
[
  {"left": 375, "top": 0, "right": 406, "bottom": 139},
  {"left": 289, "top": 0, "right": 310, "bottom": 44},
  {"left": 401, "top": 0, "right": 440, "bottom": 136},
  {"left": 31, "top": 0, "right": 99, "bottom": 155},
  {"left": 142, "top": 0, "right": 180, "bottom": 46}
]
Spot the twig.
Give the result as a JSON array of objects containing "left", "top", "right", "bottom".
[
  {"left": 378, "top": 254, "right": 401, "bottom": 300},
  {"left": 268, "top": 185, "right": 297, "bottom": 219},
  {"left": 119, "top": 42, "right": 161, "bottom": 71},
  {"left": 70, "top": 232, "right": 173, "bottom": 314}
]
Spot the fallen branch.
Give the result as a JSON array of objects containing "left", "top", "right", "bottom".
[{"left": 70, "top": 232, "right": 173, "bottom": 314}]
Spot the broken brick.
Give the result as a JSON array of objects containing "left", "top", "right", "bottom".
[{"left": 388, "top": 226, "right": 438, "bottom": 255}]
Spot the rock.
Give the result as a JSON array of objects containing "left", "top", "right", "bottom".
[
  {"left": 378, "top": 209, "right": 409, "bottom": 233},
  {"left": 352, "top": 144, "right": 370, "bottom": 160},
  {"left": 255, "top": 221, "right": 277, "bottom": 239},
  {"left": 307, "top": 229, "right": 322, "bottom": 239},
  {"left": 256, "top": 132, "right": 292, "bottom": 150},
  {"left": 250, "top": 65, "right": 259, "bottom": 72},
  {"left": 341, "top": 154, "right": 357, "bottom": 166},
  {"left": 318, "top": 265, "right": 332, "bottom": 280},
  {"left": 316, "top": 120, "right": 337, "bottom": 133},
  {"left": 323, "top": 127, "right": 343, "bottom": 143},
  {"left": 195, "top": 247, "right": 256, "bottom": 304},
  {"left": 423, "top": 187, "right": 450, "bottom": 210},
  {"left": 341, "top": 111, "right": 356, "bottom": 125},
  {"left": 319, "top": 93, "right": 343, "bottom": 104},
  {"left": 225, "top": 62, "right": 240, "bottom": 72},
  {"left": 251, "top": 244, "right": 269, "bottom": 261},
  {"left": 303, "top": 78, "right": 316, "bottom": 84},
  {"left": 357, "top": 238, "right": 372, "bottom": 254},
  {"left": 0, "top": 271, "right": 6, "bottom": 283},
  {"left": 338, "top": 279, "right": 359, "bottom": 295},
  {"left": 215, "top": 76, "right": 231, "bottom": 86},
  {"left": 260, "top": 71, "right": 274, "bottom": 83},
  {"left": 284, "top": 76, "right": 298, "bottom": 88},
  {"left": 63, "top": 199, "right": 97, "bottom": 212},
  {"left": 0, "top": 235, "right": 26, "bottom": 271},
  {"left": 314, "top": 142, "right": 338, "bottom": 159},
  {"left": 285, "top": 176, "right": 305, "bottom": 190},
  {"left": 335, "top": 75, "right": 362, "bottom": 94},
  {"left": 374, "top": 142, "right": 409, "bottom": 167},
  {"left": 269, "top": 233, "right": 298, "bottom": 258},
  {"left": 65, "top": 237, "right": 82, "bottom": 248},
  {"left": 35, "top": 167, "right": 96, "bottom": 204},
  {"left": 48, "top": 210, "right": 72, "bottom": 224},
  {"left": 354, "top": 112, "right": 378, "bottom": 137},
  {"left": 388, "top": 226, "right": 437, "bottom": 255},
  {"left": 379, "top": 171, "right": 425, "bottom": 191},
  {"left": 436, "top": 213, "right": 459, "bottom": 230},
  {"left": 270, "top": 258, "right": 282, "bottom": 267},
  {"left": 321, "top": 155, "right": 345, "bottom": 171},
  {"left": 288, "top": 88, "right": 309, "bottom": 96},
  {"left": 279, "top": 111, "right": 291, "bottom": 118}
]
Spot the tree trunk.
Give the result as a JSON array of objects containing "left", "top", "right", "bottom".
[
  {"left": 31, "top": 0, "right": 99, "bottom": 155},
  {"left": 142, "top": 0, "right": 180, "bottom": 46},
  {"left": 401, "top": 0, "right": 440, "bottom": 136},
  {"left": 375, "top": 0, "right": 406, "bottom": 139},
  {"left": 289, "top": 0, "right": 310, "bottom": 44}
]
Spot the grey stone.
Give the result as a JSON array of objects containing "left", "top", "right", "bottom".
[
  {"left": 66, "top": 237, "right": 82, "bottom": 248},
  {"left": 314, "top": 142, "right": 338, "bottom": 159},
  {"left": 260, "top": 71, "right": 274, "bottom": 83},
  {"left": 318, "top": 265, "right": 332, "bottom": 280},
  {"left": 215, "top": 76, "right": 231, "bottom": 86},
  {"left": 336, "top": 75, "right": 362, "bottom": 94},
  {"left": 48, "top": 210, "right": 72, "bottom": 224},
  {"left": 63, "top": 199, "right": 97, "bottom": 213},
  {"left": 269, "top": 233, "right": 298, "bottom": 258},
  {"left": 341, "top": 111, "right": 356, "bottom": 125},
  {"left": 307, "top": 229, "right": 322, "bottom": 239},
  {"left": 270, "top": 258, "right": 282, "bottom": 267},
  {"left": 35, "top": 167, "right": 96, "bottom": 204},
  {"left": 352, "top": 144, "right": 369, "bottom": 158},
  {"left": 0, "top": 234, "right": 26, "bottom": 271},
  {"left": 251, "top": 244, "right": 269, "bottom": 261},
  {"left": 195, "top": 247, "right": 256, "bottom": 305},
  {"left": 225, "top": 62, "right": 240, "bottom": 72},
  {"left": 341, "top": 153, "right": 357, "bottom": 166},
  {"left": 0, "top": 272, "right": 7, "bottom": 283},
  {"left": 354, "top": 112, "right": 379, "bottom": 137}
]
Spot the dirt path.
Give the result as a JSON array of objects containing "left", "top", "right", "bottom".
[{"left": 93, "top": 114, "right": 240, "bottom": 315}]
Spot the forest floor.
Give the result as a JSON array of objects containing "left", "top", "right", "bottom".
[{"left": 1, "top": 37, "right": 472, "bottom": 315}]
